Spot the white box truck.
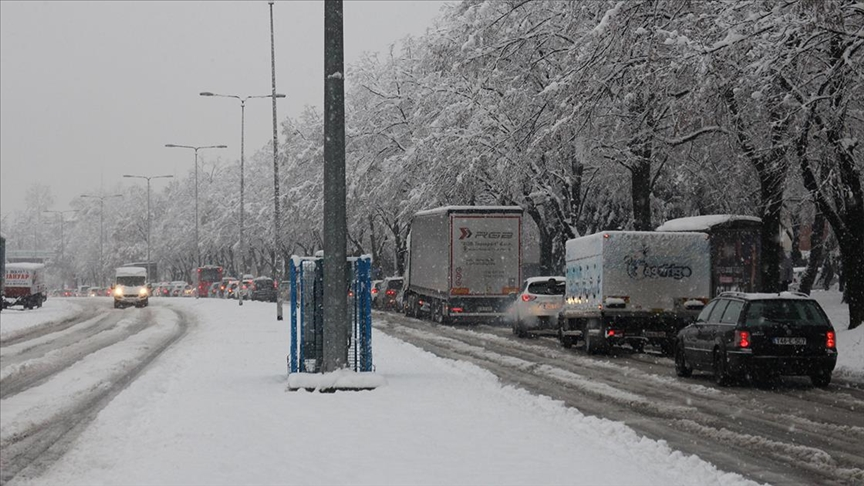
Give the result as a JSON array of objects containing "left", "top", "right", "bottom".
[
  {"left": 559, "top": 231, "right": 711, "bottom": 355},
  {"left": 113, "top": 266, "right": 150, "bottom": 308},
  {"left": 402, "top": 206, "right": 523, "bottom": 323},
  {"left": 2, "top": 262, "right": 47, "bottom": 310}
]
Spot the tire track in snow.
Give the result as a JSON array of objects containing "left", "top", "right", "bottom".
[
  {"left": 374, "top": 312, "right": 864, "bottom": 485},
  {"left": 0, "top": 305, "right": 191, "bottom": 486}
]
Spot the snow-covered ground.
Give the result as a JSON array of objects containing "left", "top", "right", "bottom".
[
  {"left": 1, "top": 292, "right": 860, "bottom": 486},
  {"left": 0, "top": 297, "right": 83, "bottom": 340}
]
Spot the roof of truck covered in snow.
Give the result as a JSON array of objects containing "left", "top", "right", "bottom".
[
  {"left": 115, "top": 267, "right": 147, "bottom": 277},
  {"left": 655, "top": 215, "right": 761, "bottom": 232},
  {"left": 414, "top": 206, "right": 523, "bottom": 217}
]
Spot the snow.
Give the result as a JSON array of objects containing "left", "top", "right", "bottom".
[
  {"left": 2, "top": 294, "right": 860, "bottom": 485},
  {"left": 0, "top": 297, "right": 82, "bottom": 339},
  {"left": 114, "top": 266, "right": 147, "bottom": 277},
  {"left": 591, "top": 1, "right": 623, "bottom": 36},
  {"left": 655, "top": 214, "right": 762, "bottom": 232}
]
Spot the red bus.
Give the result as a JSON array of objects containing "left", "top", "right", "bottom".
[{"left": 195, "top": 265, "right": 223, "bottom": 297}]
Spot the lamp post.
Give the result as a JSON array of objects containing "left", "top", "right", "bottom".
[
  {"left": 200, "top": 90, "right": 285, "bottom": 305},
  {"left": 269, "top": 1, "right": 285, "bottom": 321},
  {"left": 164, "top": 144, "right": 227, "bottom": 269},
  {"left": 81, "top": 194, "right": 123, "bottom": 286},
  {"left": 122, "top": 175, "right": 173, "bottom": 281}
]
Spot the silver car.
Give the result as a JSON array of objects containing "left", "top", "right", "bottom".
[{"left": 510, "top": 277, "right": 566, "bottom": 338}]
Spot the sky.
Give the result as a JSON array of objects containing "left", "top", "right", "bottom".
[{"left": 0, "top": 1, "right": 450, "bottom": 218}]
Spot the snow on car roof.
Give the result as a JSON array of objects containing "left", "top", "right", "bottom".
[
  {"left": 655, "top": 214, "right": 761, "bottom": 232},
  {"left": 717, "top": 291, "right": 814, "bottom": 301},
  {"left": 526, "top": 276, "right": 565, "bottom": 283}
]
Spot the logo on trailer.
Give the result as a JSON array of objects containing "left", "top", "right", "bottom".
[{"left": 458, "top": 227, "right": 513, "bottom": 240}]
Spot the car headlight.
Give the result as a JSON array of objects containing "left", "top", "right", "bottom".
[
  {"left": 139, "top": 287, "right": 149, "bottom": 296},
  {"left": 114, "top": 286, "right": 124, "bottom": 296}
]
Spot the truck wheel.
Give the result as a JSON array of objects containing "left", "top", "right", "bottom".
[
  {"left": 559, "top": 330, "right": 574, "bottom": 349},
  {"left": 36, "top": 294, "right": 43, "bottom": 308},
  {"left": 114, "top": 301, "right": 121, "bottom": 309},
  {"left": 584, "top": 320, "right": 609, "bottom": 355},
  {"left": 659, "top": 339, "right": 675, "bottom": 357}
]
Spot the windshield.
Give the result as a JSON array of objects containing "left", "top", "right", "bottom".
[
  {"left": 743, "top": 300, "right": 830, "bottom": 327},
  {"left": 116, "top": 276, "right": 146, "bottom": 286}
]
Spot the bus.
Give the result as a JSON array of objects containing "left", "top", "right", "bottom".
[{"left": 195, "top": 265, "right": 223, "bottom": 298}]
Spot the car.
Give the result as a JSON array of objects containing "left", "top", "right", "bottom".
[
  {"left": 88, "top": 287, "right": 104, "bottom": 297},
  {"left": 509, "top": 276, "right": 566, "bottom": 338},
  {"left": 370, "top": 279, "right": 383, "bottom": 301},
  {"left": 169, "top": 281, "right": 187, "bottom": 297},
  {"left": 674, "top": 291, "right": 837, "bottom": 387},
  {"left": 208, "top": 282, "right": 221, "bottom": 298},
  {"left": 219, "top": 277, "right": 235, "bottom": 298},
  {"left": 374, "top": 277, "right": 403, "bottom": 311},
  {"left": 182, "top": 284, "right": 195, "bottom": 297},
  {"left": 224, "top": 280, "right": 240, "bottom": 299},
  {"left": 250, "top": 277, "right": 277, "bottom": 302}
]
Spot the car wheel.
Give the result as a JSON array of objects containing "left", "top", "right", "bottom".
[
  {"left": 114, "top": 301, "right": 121, "bottom": 309},
  {"left": 674, "top": 341, "right": 692, "bottom": 377},
  {"left": 713, "top": 349, "right": 731, "bottom": 386},
  {"left": 560, "top": 330, "right": 574, "bottom": 349},
  {"left": 810, "top": 371, "right": 832, "bottom": 388}
]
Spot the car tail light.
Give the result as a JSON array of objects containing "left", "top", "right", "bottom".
[
  {"left": 735, "top": 330, "right": 750, "bottom": 348},
  {"left": 521, "top": 294, "right": 536, "bottom": 302},
  {"left": 451, "top": 307, "right": 463, "bottom": 313},
  {"left": 371, "top": 288, "right": 378, "bottom": 295},
  {"left": 826, "top": 331, "right": 836, "bottom": 349},
  {"left": 386, "top": 289, "right": 396, "bottom": 297}
]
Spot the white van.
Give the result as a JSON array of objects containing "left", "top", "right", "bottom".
[{"left": 113, "top": 266, "right": 150, "bottom": 308}]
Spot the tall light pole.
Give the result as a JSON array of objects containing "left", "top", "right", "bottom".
[
  {"left": 81, "top": 194, "right": 123, "bottom": 286},
  {"left": 164, "top": 144, "right": 227, "bottom": 269},
  {"left": 269, "top": 1, "right": 284, "bottom": 321},
  {"left": 122, "top": 175, "right": 173, "bottom": 281},
  {"left": 200, "top": 90, "right": 285, "bottom": 305}
]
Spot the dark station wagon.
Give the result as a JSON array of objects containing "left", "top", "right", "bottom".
[{"left": 674, "top": 292, "right": 837, "bottom": 387}]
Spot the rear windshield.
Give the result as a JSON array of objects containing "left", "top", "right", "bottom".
[
  {"left": 743, "top": 300, "right": 830, "bottom": 327},
  {"left": 386, "top": 279, "right": 403, "bottom": 290},
  {"left": 527, "top": 280, "right": 566, "bottom": 295}
]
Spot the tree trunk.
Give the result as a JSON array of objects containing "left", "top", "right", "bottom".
[
  {"left": 838, "top": 234, "right": 864, "bottom": 330},
  {"left": 630, "top": 159, "right": 652, "bottom": 231},
  {"left": 798, "top": 207, "right": 825, "bottom": 295},
  {"left": 759, "top": 175, "right": 785, "bottom": 293}
]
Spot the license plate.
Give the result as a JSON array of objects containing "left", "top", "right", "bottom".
[
  {"left": 773, "top": 337, "right": 806, "bottom": 345},
  {"left": 541, "top": 303, "right": 561, "bottom": 310},
  {"left": 477, "top": 306, "right": 493, "bottom": 312},
  {"left": 644, "top": 331, "right": 666, "bottom": 338}
]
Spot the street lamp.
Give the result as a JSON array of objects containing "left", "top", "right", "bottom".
[
  {"left": 164, "top": 144, "right": 227, "bottom": 269},
  {"left": 200, "top": 90, "right": 285, "bottom": 305},
  {"left": 81, "top": 194, "right": 123, "bottom": 286},
  {"left": 122, "top": 174, "right": 173, "bottom": 281}
]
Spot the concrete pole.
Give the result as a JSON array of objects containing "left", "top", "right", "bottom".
[
  {"left": 322, "top": 0, "right": 348, "bottom": 372},
  {"left": 239, "top": 100, "right": 246, "bottom": 306},
  {"left": 270, "top": 1, "right": 284, "bottom": 321}
]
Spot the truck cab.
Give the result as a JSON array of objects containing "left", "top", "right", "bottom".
[{"left": 113, "top": 266, "right": 150, "bottom": 308}]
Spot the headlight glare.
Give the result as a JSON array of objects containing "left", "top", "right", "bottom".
[{"left": 114, "top": 286, "right": 123, "bottom": 296}]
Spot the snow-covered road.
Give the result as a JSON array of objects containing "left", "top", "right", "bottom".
[
  {"left": 374, "top": 310, "right": 864, "bottom": 485},
  {"left": 0, "top": 294, "right": 860, "bottom": 485}
]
